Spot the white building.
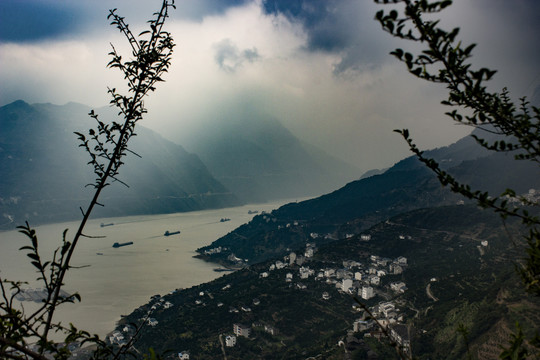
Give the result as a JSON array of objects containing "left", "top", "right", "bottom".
[
  {"left": 342, "top": 279, "right": 353, "bottom": 292},
  {"left": 299, "top": 266, "right": 314, "bottom": 279},
  {"left": 233, "top": 323, "right": 251, "bottom": 338},
  {"left": 361, "top": 286, "right": 374, "bottom": 300},
  {"left": 289, "top": 252, "right": 297, "bottom": 265},
  {"left": 390, "top": 282, "right": 407, "bottom": 293},
  {"left": 324, "top": 269, "right": 336, "bottom": 277},
  {"left": 396, "top": 256, "right": 407, "bottom": 265},
  {"left": 178, "top": 351, "right": 190, "bottom": 359},
  {"left": 225, "top": 335, "right": 236, "bottom": 347}
]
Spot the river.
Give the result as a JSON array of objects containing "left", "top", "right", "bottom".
[{"left": 0, "top": 199, "right": 297, "bottom": 339}]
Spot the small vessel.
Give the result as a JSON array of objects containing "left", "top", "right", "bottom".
[
  {"left": 248, "top": 210, "right": 259, "bottom": 214},
  {"left": 164, "top": 230, "right": 181, "bottom": 236},
  {"left": 100, "top": 222, "right": 114, "bottom": 227},
  {"left": 96, "top": 252, "right": 104, "bottom": 255},
  {"left": 112, "top": 241, "right": 133, "bottom": 248},
  {"left": 220, "top": 218, "right": 231, "bottom": 222}
]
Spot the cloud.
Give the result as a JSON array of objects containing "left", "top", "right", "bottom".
[
  {"left": 0, "top": 0, "right": 84, "bottom": 42},
  {"left": 1, "top": 0, "right": 539, "bottom": 174},
  {"left": 213, "top": 39, "right": 260, "bottom": 73}
]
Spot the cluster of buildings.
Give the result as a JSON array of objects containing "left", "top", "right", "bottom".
[
  {"left": 346, "top": 302, "right": 411, "bottom": 355},
  {"left": 131, "top": 231, "right": 413, "bottom": 357},
  {"left": 259, "top": 241, "right": 409, "bottom": 304}
]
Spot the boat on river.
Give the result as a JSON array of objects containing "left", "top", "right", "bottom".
[{"left": 112, "top": 241, "right": 133, "bottom": 248}]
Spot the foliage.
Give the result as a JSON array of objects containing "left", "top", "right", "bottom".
[
  {"left": 374, "top": 0, "right": 540, "bottom": 358},
  {"left": 0, "top": 1, "right": 175, "bottom": 359}
]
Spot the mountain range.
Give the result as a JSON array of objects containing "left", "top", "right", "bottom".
[
  {"left": 0, "top": 100, "right": 239, "bottom": 228},
  {"left": 0, "top": 100, "right": 360, "bottom": 229},
  {"left": 197, "top": 128, "right": 540, "bottom": 265}
]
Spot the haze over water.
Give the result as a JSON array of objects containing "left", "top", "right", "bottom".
[{"left": 0, "top": 199, "right": 297, "bottom": 338}]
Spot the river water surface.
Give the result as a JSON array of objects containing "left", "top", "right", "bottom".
[{"left": 0, "top": 199, "right": 296, "bottom": 338}]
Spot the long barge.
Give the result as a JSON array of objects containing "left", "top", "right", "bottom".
[{"left": 112, "top": 241, "right": 133, "bottom": 248}]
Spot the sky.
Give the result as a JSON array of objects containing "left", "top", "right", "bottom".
[{"left": 1, "top": 0, "right": 539, "bottom": 173}]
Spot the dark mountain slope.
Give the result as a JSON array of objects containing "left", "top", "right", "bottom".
[
  {"left": 197, "top": 132, "right": 540, "bottom": 265},
  {"left": 121, "top": 205, "right": 539, "bottom": 359}
]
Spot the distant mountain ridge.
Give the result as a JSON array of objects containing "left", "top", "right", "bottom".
[
  {"left": 180, "top": 113, "right": 361, "bottom": 202},
  {"left": 197, "top": 129, "right": 540, "bottom": 265},
  {"left": 0, "top": 100, "right": 240, "bottom": 229}
]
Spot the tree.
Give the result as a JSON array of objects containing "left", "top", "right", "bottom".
[
  {"left": 0, "top": 1, "right": 175, "bottom": 359},
  {"left": 374, "top": 0, "right": 539, "bottom": 357}
]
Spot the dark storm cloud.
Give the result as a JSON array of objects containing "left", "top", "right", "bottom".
[
  {"left": 0, "top": 0, "right": 82, "bottom": 42},
  {"left": 172, "top": 0, "right": 249, "bottom": 21},
  {"left": 262, "top": 0, "right": 390, "bottom": 73},
  {"left": 263, "top": 0, "right": 353, "bottom": 52},
  {"left": 213, "top": 39, "right": 260, "bottom": 73},
  {"left": 262, "top": 0, "right": 540, "bottom": 78}
]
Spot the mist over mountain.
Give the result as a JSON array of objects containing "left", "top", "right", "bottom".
[
  {"left": 0, "top": 100, "right": 239, "bottom": 229},
  {"left": 179, "top": 113, "right": 361, "bottom": 202}
]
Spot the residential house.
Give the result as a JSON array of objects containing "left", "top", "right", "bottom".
[
  {"left": 178, "top": 351, "right": 190, "bottom": 359},
  {"left": 299, "top": 266, "right": 314, "bottom": 279},
  {"left": 396, "top": 256, "right": 407, "bottom": 265},
  {"left": 369, "top": 275, "right": 381, "bottom": 286},
  {"left": 353, "top": 319, "right": 373, "bottom": 332},
  {"left": 342, "top": 279, "right": 354, "bottom": 292},
  {"left": 361, "top": 286, "right": 374, "bottom": 300},
  {"left": 233, "top": 323, "right": 251, "bottom": 338},
  {"left": 289, "top": 252, "right": 297, "bottom": 265},
  {"left": 296, "top": 282, "right": 307, "bottom": 290},
  {"left": 163, "top": 301, "right": 173, "bottom": 309},
  {"left": 264, "top": 325, "right": 279, "bottom": 336},
  {"left": 225, "top": 335, "right": 236, "bottom": 347},
  {"left": 389, "top": 263, "right": 403, "bottom": 275},
  {"left": 324, "top": 269, "right": 336, "bottom": 277},
  {"left": 390, "top": 282, "right": 407, "bottom": 293},
  {"left": 390, "top": 324, "right": 411, "bottom": 354}
]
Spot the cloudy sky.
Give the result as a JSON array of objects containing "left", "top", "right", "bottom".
[{"left": 1, "top": 0, "right": 539, "bottom": 173}]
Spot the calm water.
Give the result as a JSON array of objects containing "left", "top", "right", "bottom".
[{"left": 0, "top": 199, "right": 296, "bottom": 338}]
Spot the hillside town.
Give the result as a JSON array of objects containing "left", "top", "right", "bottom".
[{"left": 105, "top": 231, "right": 413, "bottom": 359}]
